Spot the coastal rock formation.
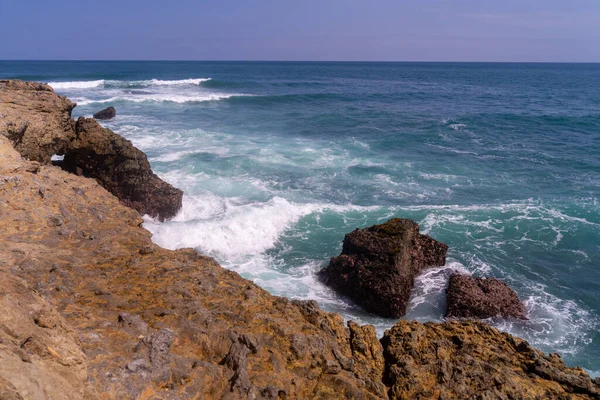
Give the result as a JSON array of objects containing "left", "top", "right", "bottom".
[
  {"left": 62, "top": 117, "right": 183, "bottom": 221},
  {"left": 0, "top": 80, "right": 76, "bottom": 163},
  {"left": 0, "top": 271, "right": 96, "bottom": 400},
  {"left": 0, "top": 79, "right": 182, "bottom": 221},
  {"left": 381, "top": 320, "right": 600, "bottom": 399},
  {"left": 319, "top": 218, "right": 448, "bottom": 318},
  {"left": 1, "top": 81, "right": 599, "bottom": 399},
  {"left": 0, "top": 133, "right": 385, "bottom": 399},
  {"left": 93, "top": 106, "right": 116, "bottom": 120},
  {"left": 445, "top": 273, "right": 527, "bottom": 320}
]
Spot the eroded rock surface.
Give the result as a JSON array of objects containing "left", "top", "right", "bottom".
[
  {"left": 0, "top": 134, "right": 385, "bottom": 399},
  {"left": 1, "top": 81, "right": 598, "bottom": 400},
  {"left": 0, "top": 79, "right": 76, "bottom": 163},
  {"left": 0, "top": 80, "right": 182, "bottom": 221},
  {"left": 381, "top": 320, "right": 599, "bottom": 400},
  {"left": 319, "top": 218, "right": 448, "bottom": 318},
  {"left": 0, "top": 270, "right": 96, "bottom": 400},
  {"left": 445, "top": 273, "right": 527, "bottom": 320}
]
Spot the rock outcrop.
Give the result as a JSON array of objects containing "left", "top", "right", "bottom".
[
  {"left": 381, "top": 320, "right": 600, "bottom": 399},
  {"left": 1, "top": 81, "right": 598, "bottom": 399},
  {"left": 0, "top": 80, "right": 182, "bottom": 221},
  {"left": 445, "top": 273, "right": 527, "bottom": 320},
  {"left": 93, "top": 106, "right": 116, "bottom": 120},
  {"left": 62, "top": 117, "right": 183, "bottom": 221},
  {"left": 319, "top": 218, "right": 448, "bottom": 318},
  {"left": 0, "top": 133, "right": 385, "bottom": 399},
  {"left": 0, "top": 80, "right": 76, "bottom": 163}
]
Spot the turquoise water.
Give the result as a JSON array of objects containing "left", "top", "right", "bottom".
[{"left": 2, "top": 61, "right": 599, "bottom": 375}]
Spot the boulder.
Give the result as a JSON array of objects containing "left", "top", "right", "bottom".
[
  {"left": 319, "top": 218, "right": 448, "bottom": 318},
  {"left": 445, "top": 273, "right": 527, "bottom": 320},
  {"left": 381, "top": 320, "right": 600, "bottom": 399},
  {"left": 93, "top": 106, "right": 116, "bottom": 120}
]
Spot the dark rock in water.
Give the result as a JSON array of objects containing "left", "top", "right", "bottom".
[
  {"left": 319, "top": 218, "right": 448, "bottom": 318},
  {"left": 93, "top": 106, "right": 116, "bottom": 120},
  {"left": 445, "top": 273, "right": 527, "bottom": 320},
  {"left": 381, "top": 320, "right": 600, "bottom": 399},
  {"left": 62, "top": 117, "right": 183, "bottom": 221}
]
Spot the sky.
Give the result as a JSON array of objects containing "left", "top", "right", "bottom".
[{"left": 1, "top": 0, "right": 599, "bottom": 62}]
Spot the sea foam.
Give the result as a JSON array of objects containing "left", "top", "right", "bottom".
[{"left": 48, "top": 80, "right": 105, "bottom": 89}]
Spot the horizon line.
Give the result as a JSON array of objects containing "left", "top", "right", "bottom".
[{"left": 2, "top": 59, "right": 600, "bottom": 64}]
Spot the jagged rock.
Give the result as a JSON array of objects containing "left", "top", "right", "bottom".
[
  {"left": 1, "top": 81, "right": 597, "bottom": 399},
  {"left": 381, "top": 320, "right": 600, "bottom": 399},
  {"left": 0, "top": 133, "right": 386, "bottom": 398},
  {"left": 62, "top": 117, "right": 183, "bottom": 221},
  {"left": 445, "top": 273, "right": 527, "bottom": 320},
  {"left": 93, "top": 106, "right": 116, "bottom": 120},
  {"left": 0, "top": 79, "right": 76, "bottom": 163},
  {"left": 0, "top": 270, "right": 96, "bottom": 399},
  {"left": 319, "top": 218, "right": 448, "bottom": 318},
  {"left": 0, "top": 80, "right": 182, "bottom": 221}
]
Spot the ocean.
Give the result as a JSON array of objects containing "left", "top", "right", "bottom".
[{"left": 1, "top": 61, "right": 599, "bottom": 375}]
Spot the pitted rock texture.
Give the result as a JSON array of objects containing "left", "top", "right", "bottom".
[
  {"left": 0, "top": 79, "right": 76, "bottom": 163},
  {"left": 381, "top": 320, "right": 599, "bottom": 400},
  {"left": 445, "top": 273, "right": 527, "bottom": 320},
  {"left": 0, "top": 80, "right": 182, "bottom": 221},
  {"left": 0, "top": 134, "right": 386, "bottom": 399},
  {"left": 0, "top": 270, "right": 97, "bottom": 400},
  {"left": 319, "top": 218, "right": 448, "bottom": 318},
  {"left": 93, "top": 106, "right": 116, "bottom": 120}
]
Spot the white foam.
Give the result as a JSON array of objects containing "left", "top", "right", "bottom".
[
  {"left": 48, "top": 80, "right": 105, "bottom": 90},
  {"left": 74, "top": 93, "right": 247, "bottom": 105},
  {"left": 449, "top": 123, "right": 466, "bottom": 131},
  {"left": 150, "top": 78, "right": 211, "bottom": 86},
  {"left": 144, "top": 196, "right": 379, "bottom": 260}
]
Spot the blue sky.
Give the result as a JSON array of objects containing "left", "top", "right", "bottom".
[{"left": 1, "top": 0, "right": 599, "bottom": 61}]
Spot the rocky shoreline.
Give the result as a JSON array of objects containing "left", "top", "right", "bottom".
[{"left": 1, "top": 80, "right": 598, "bottom": 399}]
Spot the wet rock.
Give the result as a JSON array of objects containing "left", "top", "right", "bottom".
[
  {"left": 319, "top": 218, "right": 448, "bottom": 318},
  {"left": 93, "top": 106, "right": 116, "bottom": 120},
  {"left": 445, "top": 273, "right": 527, "bottom": 320},
  {"left": 381, "top": 320, "right": 600, "bottom": 399}
]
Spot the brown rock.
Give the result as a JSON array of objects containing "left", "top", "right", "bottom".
[
  {"left": 62, "top": 117, "right": 183, "bottom": 221},
  {"left": 445, "top": 273, "right": 527, "bottom": 320},
  {"left": 0, "top": 134, "right": 385, "bottom": 398},
  {"left": 0, "top": 270, "right": 97, "bottom": 400},
  {"left": 0, "top": 79, "right": 76, "bottom": 163},
  {"left": 93, "top": 106, "right": 116, "bottom": 120},
  {"left": 381, "top": 320, "right": 599, "bottom": 399},
  {"left": 319, "top": 218, "right": 448, "bottom": 318},
  {"left": 0, "top": 80, "right": 182, "bottom": 221}
]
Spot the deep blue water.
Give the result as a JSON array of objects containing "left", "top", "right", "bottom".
[{"left": 2, "top": 61, "right": 599, "bottom": 375}]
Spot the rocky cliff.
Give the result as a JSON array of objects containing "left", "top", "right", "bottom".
[{"left": 1, "top": 81, "right": 598, "bottom": 399}]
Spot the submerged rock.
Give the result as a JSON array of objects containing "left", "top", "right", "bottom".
[
  {"left": 319, "top": 218, "right": 448, "bottom": 318},
  {"left": 381, "top": 320, "right": 600, "bottom": 399},
  {"left": 93, "top": 106, "right": 116, "bottom": 120},
  {"left": 445, "top": 273, "right": 527, "bottom": 320}
]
